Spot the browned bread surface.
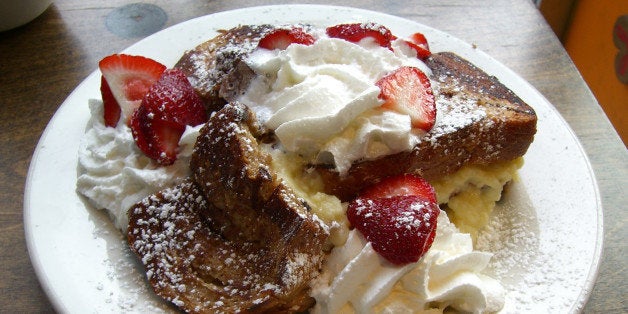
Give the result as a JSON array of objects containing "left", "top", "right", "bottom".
[
  {"left": 128, "top": 103, "right": 329, "bottom": 313},
  {"left": 190, "top": 103, "right": 327, "bottom": 248},
  {"left": 175, "top": 24, "right": 273, "bottom": 113},
  {"left": 316, "top": 52, "right": 537, "bottom": 201}
]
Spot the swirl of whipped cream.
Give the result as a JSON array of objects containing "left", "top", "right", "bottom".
[
  {"left": 239, "top": 36, "right": 430, "bottom": 174},
  {"left": 310, "top": 211, "right": 505, "bottom": 313},
  {"left": 76, "top": 99, "right": 200, "bottom": 231}
]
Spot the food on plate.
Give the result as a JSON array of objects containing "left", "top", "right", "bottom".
[
  {"left": 345, "top": 174, "right": 440, "bottom": 266},
  {"left": 128, "top": 104, "right": 328, "bottom": 312},
  {"left": 77, "top": 21, "right": 536, "bottom": 313}
]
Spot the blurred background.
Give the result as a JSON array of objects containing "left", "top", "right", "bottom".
[{"left": 537, "top": 0, "right": 628, "bottom": 146}]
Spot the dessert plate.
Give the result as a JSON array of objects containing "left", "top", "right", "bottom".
[{"left": 24, "top": 4, "right": 603, "bottom": 313}]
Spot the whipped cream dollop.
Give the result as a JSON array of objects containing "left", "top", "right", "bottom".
[
  {"left": 76, "top": 99, "right": 201, "bottom": 231},
  {"left": 310, "top": 212, "right": 505, "bottom": 313},
  {"left": 239, "top": 36, "right": 430, "bottom": 174}
]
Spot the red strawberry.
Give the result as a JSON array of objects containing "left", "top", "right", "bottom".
[
  {"left": 139, "top": 69, "right": 207, "bottom": 127},
  {"left": 99, "top": 54, "right": 166, "bottom": 125},
  {"left": 376, "top": 66, "right": 436, "bottom": 131},
  {"left": 404, "top": 32, "right": 431, "bottom": 60},
  {"left": 131, "top": 108, "right": 186, "bottom": 165},
  {"left": 130, "top": 68, "right": 207, "bottom": 165},
  {"left": 258, "top": 27, "right": 315, "bottom": 50},
  {"left": 326, "top": 23, "right": 395, "bottom": 49},
  {"left": 100, "top": 76, "right": 121, "bottom": 127},
  {"left": 361, "top": 173, "right": 437, "bottom": 204},
  {"left": 347, "top": 194, "right": 439, "bottom": 265},
  {"left": 348, "top": 173, "right": 439, "bottom": 265}
]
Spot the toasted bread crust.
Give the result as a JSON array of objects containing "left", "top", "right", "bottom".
[
  {"left": 128, "top": 103, "right": 328, "bottom": 313},
  {"left": 190, "top": 103, "right": 327, "bottom": 248},
  {"left": 175, "top": 25, "right": 273, "bottom": 113},
  {"left": 316, "top": 52, "right": 537, "bottom": 201}
]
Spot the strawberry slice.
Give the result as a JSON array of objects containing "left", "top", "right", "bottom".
[
  {"left": 99, "top": 54, "right": 166, "bottom": 126},
  {"left": 404, "top": 32, "right": 431, "bottom": 60},
  {"left": 376, "top": 66, "right": 436, "bottom": 131},
  {"left": 326, "top": 23, "right": 395, "bottom": 49},
  {"left": 130, "top": 68, "right": 207, "bottom": 165},
  {"left": 100, "top": 76, "right": 121, "bottom": 127},
  {"left": 258, "top": 27, "right": 315, "bottom": 50},
  {"left": 131, "top": 108, "right": 186, "bottom": 165},
  {"left": 347, "top": 174, "right": 439, "bottom": 265},
  {"left": 360, "top": 173, "right": 437, "bottom": 204},
  {"left": 139, "top": 69, "right": 207, "bottom": 127}
]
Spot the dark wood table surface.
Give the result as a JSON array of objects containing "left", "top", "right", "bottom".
[{"left": 1, "top": 0, "right": 625, "bottom": 312}]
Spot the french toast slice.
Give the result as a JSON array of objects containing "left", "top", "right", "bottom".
[
  {"left": 128, "top": 103, "right": 329, "bottom": 313},
  {"left": 316, "top": 52, "right": 537, "bottom": 201}
]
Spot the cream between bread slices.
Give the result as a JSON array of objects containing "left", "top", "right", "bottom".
[
  {"left": 268, "top": 145, "right": 523, "bottom": 246},
  {"left": 236, "top": 26, "right": 523, "bottom": 244}
]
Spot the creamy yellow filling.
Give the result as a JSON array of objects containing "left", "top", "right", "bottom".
[
  {"left": 430, "top": 157, "right": 523, "bottom": 241},
  {"left": 265, "top": 145, "right": 349, "bottom": 246},
  {"left": 266, "top": 142, "right": 523, "bottom": 247}
]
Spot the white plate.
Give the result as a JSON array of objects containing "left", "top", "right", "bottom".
[{"left": 24, "top": 4, "right": 603, "bottom": 313}]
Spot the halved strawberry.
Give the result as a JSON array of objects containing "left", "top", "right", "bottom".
[
  {"left": 258, "top": 27, "right": 315, "bottom": 50},
  {"left": 347, "top": 175, "right": 439, "bottom": 265},
  {"left": 131, "top": 108, "right": 186, "bottom": 165},
  {"left": 139, "top": 69, "right": 207, "bottom": 127},
  {"left": 376, "top": 66, "right": 436, "bottom": 131},
  {"left": 326, "top": 23, "right": 395, "bottom": 49},
  {"left": 100, "top": 76, "right": 121, "bottom": 127},
  {"left": 99, "top": 54, "right": 166, "bottom": 126},
  {"left": 361, "top": 173, "right": 437, "bottom": 204},
  {"left": 130, "top": 68, "right": 207, "bottom": 165},
  {"left": 404, "top": 32, "right": 431, "bottom": 60}
]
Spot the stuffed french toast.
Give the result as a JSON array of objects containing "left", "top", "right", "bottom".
[{"left": 78, "top": 22, "right": 536, "bottom": 313}]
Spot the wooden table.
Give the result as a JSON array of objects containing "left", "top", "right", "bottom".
[{"left": 1, "top": 0, "right": 625, "bottom": 312}]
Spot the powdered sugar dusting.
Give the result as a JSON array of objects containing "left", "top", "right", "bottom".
[
  {"left": 87, "top": 205, "right": 175, "bottom": 313},
  {"left": 476, "top": 188, "right": 539, "bottom": 285},
  {"left": 129, "top": 182, "right": 208, "bottom": 302},
  {"left": 479, "top": 195, "right": 539, "bottom": 313},
  {"left": 183, "top": 25, "right": 272, "bottom": 98},
  {"left": 476, "top": 181, "right": 595, "bottom": 313},
  {"left": 422, "top": 80, "right": 488, "bottom": 145}
]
